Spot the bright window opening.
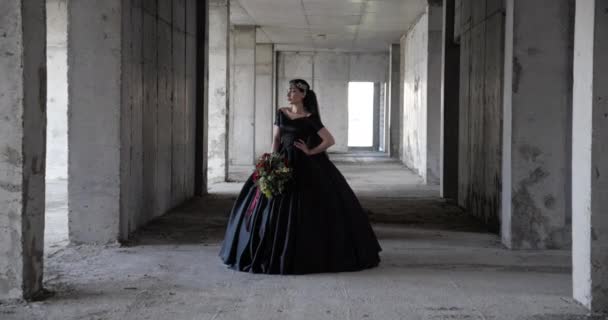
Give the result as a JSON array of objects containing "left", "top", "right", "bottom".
[{"left": 348, "top": 82, "right": 374, "bottom": 147}]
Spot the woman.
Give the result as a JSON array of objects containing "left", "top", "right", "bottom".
[{"left": 219, "top": 79, "right": 381, "bottom": 274}]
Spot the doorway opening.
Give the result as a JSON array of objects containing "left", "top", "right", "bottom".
[{"left": 348, "top": 82, "right": 375, "bottom": 149}]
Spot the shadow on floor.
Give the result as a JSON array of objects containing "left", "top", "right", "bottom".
[{"left": 125, "top": 194, "right": 491, "bottom": 247}]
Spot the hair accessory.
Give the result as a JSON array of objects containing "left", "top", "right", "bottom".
[{"left": 294, "top": 82, "right": 309, "bottom": 91}]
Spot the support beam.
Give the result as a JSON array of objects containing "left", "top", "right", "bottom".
[
  {"left": 501, "top": 0, "right": 572, "bottom": 249},
  {"left": 228, "top": 25, "right": 255, "bottom": 180},
  {"left": 572, "top": 0, "right": 608, "bottom": 313},
  {"left": 207, "top": 0, "right": 229, "bottom": 184},
  {"left": 440, "top": 0, "right": 460, "bottom": 200},
  {"left": 255, "top": 43, "right": 274, "bottom": 159},
  {"left": 0, "top": 0, "right": 46, "bottom": 300}
]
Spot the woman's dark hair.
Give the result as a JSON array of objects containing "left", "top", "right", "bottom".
[{"left": 289, "top": 79, "right": 321, "bottom": 120}]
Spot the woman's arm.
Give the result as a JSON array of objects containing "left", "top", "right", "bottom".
[
  {"left": 294, "top": 128, "right": 335, "bottom": 155},
  {"left": 271, "top": 125, "right": 281, "bottom": 153}
]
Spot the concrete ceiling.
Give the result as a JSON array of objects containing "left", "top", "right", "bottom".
[{"left": 230, "top": 0, "right": 427, "bottom": 52}]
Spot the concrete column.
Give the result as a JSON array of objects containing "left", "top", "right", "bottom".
[
  {"left": 255, "top": 43, "right": 274, "bottom": 158},
  {"left": 501, "top": 0, "right": 572, "bottom": 249},
  {"left": 440, "top": 0, "right": 459, "bottom": 200},
  {"left": 400, "top": 2, "right": 443, "bottom": 185},
  {"left": 426, "top": 2, "right": 443, "bottom": 185},
  {"left": 207, "top": 0, "right": 229, "bottom": 184},
  {"left": 572, "top": 0, "right": 608, "bottom": 312},
  {"left": 228, "top": 25, "right": 255, "bottom": 180},
  {"left": 0, "top": 0, "right": 46, "bottom": 300},
  {"left": 68, "top": 0, "right": 123, "bottom": 244}
]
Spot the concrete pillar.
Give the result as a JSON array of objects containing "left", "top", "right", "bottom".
[
  {"left": 426, "top": 2, "right": 443, "bottom": 185},
  {"left": 255, "top": 43, "right": 274, "bottom": 158},
  {"left": 68, "top": 0, "right": 122, "bottom": 244},
  {"left": 228, "top": 25, "right": 255, "bottom": 179},
  {"left": 400, "top": 1, "right": 443, "bottom": 184},
  {"left": 440, "top": 0, "right": 460, "bottom": 200},
  {"left": 572, "top": 0, "right": 608, "bottom": 312},
  {"left": 0, "top": 0, "right": 46, "bottom": 300},
  {"left": 207, "top": 0, "right": 229, "bottom": 184},
  {"left": 501, "top": 0, "right": 572, "bottom": 249}
]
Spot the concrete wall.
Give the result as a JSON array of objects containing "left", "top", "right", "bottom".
[
  {"left": 501, "top": 0, "right": 573, "bottom": 249},
  {"left": 207, "top": 0, "right": 229, "bottom": 184},
  {"left": 400, "top": 4, "right": 442, "bottom": 185},
  {"left": 68, "top": 0, "right": 198, "bottom": 243},
  {"left": 68, "top": 0, "right": 123, "bottom": 244},
  {"left": 122, "top": 0, "right": 198, "bottom": 234},
  {"left": 229, "top": 26, "right": 255, "bottom": 172},
  {"left": 389, "top": 44, "right": 401, "bottom": 158},
  {"left": 0, "top": 0, "right": 46, "bottom": 300},
  {"left": 254, "top": 44, "right": 274, "bottom": 158},
  {"left": 440, "top": 0, "right": 461, "bottom": 200},
  {"left": 276, "top": 51, "right": 389, "bottom": 153},
  {"left": 46, "top": 0, "right": 68, "bottom": 181},
  {"left": 454, "top": 0, "right": 505, "bottom": 229}
]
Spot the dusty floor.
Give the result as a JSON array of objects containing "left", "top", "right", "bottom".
[{"left": 2, "top": 153, "right": 603, "bottom": 320}]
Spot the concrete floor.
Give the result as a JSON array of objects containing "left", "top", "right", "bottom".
[{"left": 3, "top": 153, "right": 601, "bottom": 319}]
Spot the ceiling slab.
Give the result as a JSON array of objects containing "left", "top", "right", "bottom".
[{"left": 231, "top": 0, "right": 427, "bottom": 52}]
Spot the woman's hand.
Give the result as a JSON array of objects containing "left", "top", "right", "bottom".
[{"left": 294, "top": 139, "right": 312, "bottom": 155}]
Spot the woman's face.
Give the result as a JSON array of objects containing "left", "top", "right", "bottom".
[{"left": 287, "top": 85, "right": 305, "bottom": 104}]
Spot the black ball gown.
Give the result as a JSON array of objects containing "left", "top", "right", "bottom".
[{"left": 219, "top": 109, "right": 382, "bottom": 274}]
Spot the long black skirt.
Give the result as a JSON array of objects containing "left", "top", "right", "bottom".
[{"left": 218, "top": 150, "right": 381, "bottom": 274}]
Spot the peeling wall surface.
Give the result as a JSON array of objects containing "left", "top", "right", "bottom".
[
  {"left": 400, "top": 4, "right": 442, "bottom": 185},
  {"left": 0, "top": 0, "right": 46, "bottom": 300},
  {"left": 455, "top": 0, "right": 505, "bottom": 229},
  {"left": 276, "top": 51, "right": 388, "bottom": 153},
  {"left": 69, "top": 0, "right": 197, "bottom": 244},
  {"left": 572, "top": 0, "right": 608, "bottom": 312}
]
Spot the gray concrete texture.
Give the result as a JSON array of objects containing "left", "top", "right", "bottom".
[
  {"left": 0, "top": 0, "right": 47, "bottom": 300},
  {"left": 572, "top": 0, "right": 608, "bottom": 312},
  {"left": 68, "top": 0, "right": 123, "bottom": 244},
  {"left": 501, "top": 0, "right": 573, "bottom": 249},
  {"left": 0, "top": 156, "right": 597, "bottom": 319},
  {"left": 389, "top": 44, "right": 401, "bottom": 159},
  {"left": 440, "top": 0, "right": 461, "bottom": 201},
  {"left": 254, "top": 43, "right": 274, "bottom": 158},
  {"left": 400, "top": 3, "right": 442, "bottom": 185},
  {"left": 207, "top": 0, "right": 230, "bottom": 184},
  {"left": 68, "top": 0, "right": 197, "bottom": 244},
  {"left": 229, "top": 25, "right": 255, "bottom": 173},
  {"left": 455, "top": 0, "right": 505, "bottom": 231},
  {"left": 276, "top": 51, "right": 389, "bottom": 153}
]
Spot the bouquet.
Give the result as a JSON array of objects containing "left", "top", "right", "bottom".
[{"left": 252, "top": 152, "right": 293, "bottom": 198}]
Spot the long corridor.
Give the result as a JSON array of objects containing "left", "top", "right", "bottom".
[{"left": 0, "top": 154, "right": 591, "bottom": 320}]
